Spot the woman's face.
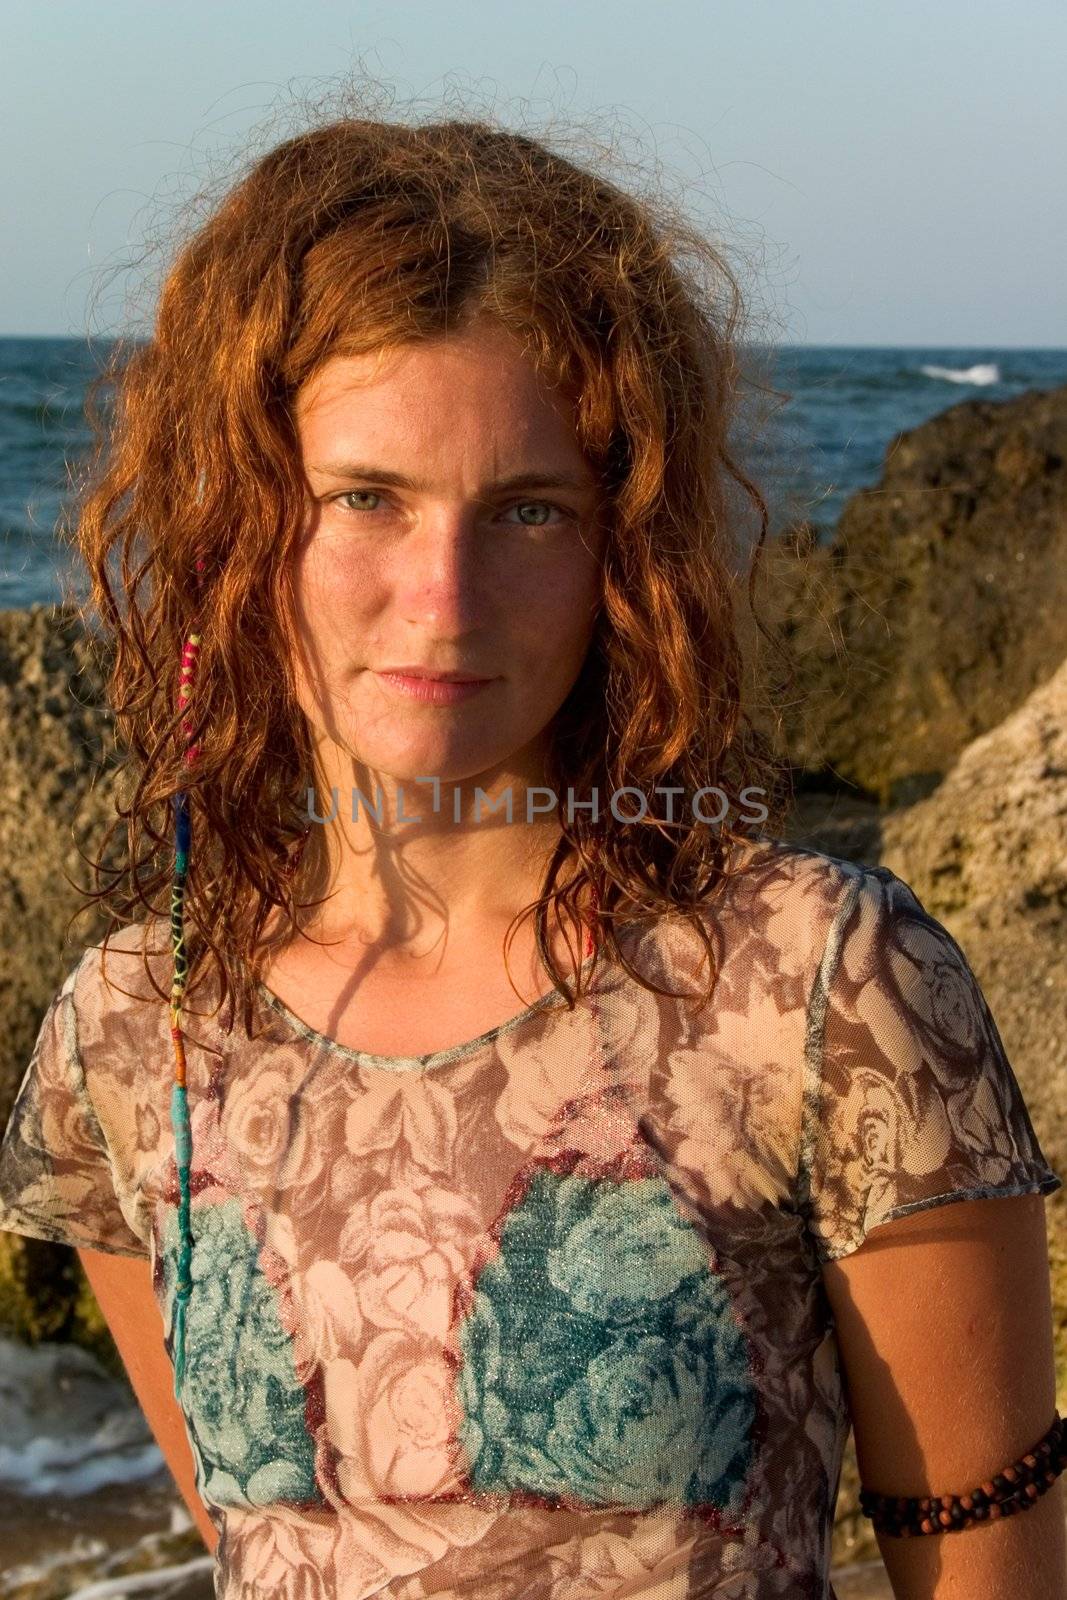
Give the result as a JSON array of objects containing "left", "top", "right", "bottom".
[{"left": 288, "top": 316, "right": 606, "bottom": 798}]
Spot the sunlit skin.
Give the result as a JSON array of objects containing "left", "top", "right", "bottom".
[{"left": 277, "top": 316, "right": 607, "bottom": 975}]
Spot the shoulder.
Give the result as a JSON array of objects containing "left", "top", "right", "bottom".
[
  {"left": 627, "top": 834, "right": 893, "bottom": 1035},
  {"left": 723, "top": 834, "right": 938, "bottom": 960},
  {"left": 71, "top": 917, "right": 171, "bottom": 996},
  {"left": 67, "top": 918, "right": 175, "bottom": 1081},
  {"left": 657, "top": 832, "right": 883, "bottom": 973},
  {"left": 711, "top": 837, "right": 969, "bottom": 1009},
  {"left": 713, "top": 831, "right": 873, "bottom": 910}
]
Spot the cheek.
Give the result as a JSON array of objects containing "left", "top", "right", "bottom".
[
  {"left": 292, "top": 541, "right": 382, "bottom": 643},
  {"left": 517, "top": 558, "right": 602, "bottom": 648}
]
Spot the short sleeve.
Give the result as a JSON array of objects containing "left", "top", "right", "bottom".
[
  {"left": 799, "top": 863, "right": 1060, "bottom": 1264},
  {"left": 0, "top": 957, "right": 150, "bottom": 1258}
]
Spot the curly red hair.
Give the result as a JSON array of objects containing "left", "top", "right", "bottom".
[{"left": 66, "top": 93, "right": 792, "bottom": 1033}]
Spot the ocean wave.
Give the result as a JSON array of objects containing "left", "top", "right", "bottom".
[
  {"left": 0, "top": 1334, "right": 164, "bottom": 1496},
  {"left": 919, "top": 362, "right": 1001, "bottom": 385}
]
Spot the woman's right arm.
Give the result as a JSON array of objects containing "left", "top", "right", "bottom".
[{"left": 76, "top": 1246, "right": 220, "bottom": 1556}]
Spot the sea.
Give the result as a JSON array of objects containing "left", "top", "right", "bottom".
[{"left": 2, "top": 337, "right": 1067, "bottom": 611}]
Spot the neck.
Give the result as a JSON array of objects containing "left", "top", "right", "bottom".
[{"left": 272, "top": 743, "right": 585, "bottom": 967}]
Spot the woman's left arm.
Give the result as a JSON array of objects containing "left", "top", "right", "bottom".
[{"left": 824, "top": 1190, "right": 1066, "bottom": 1599}]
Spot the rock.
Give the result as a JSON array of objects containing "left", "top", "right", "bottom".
[
  {"left": 877, "top": 655, "right": 1067, "bottom": 1173},
  {"left": 758, "top": 384, "right": 1067, "bottom": 804},
  {"left": 779, "top": 785, "right": 887, "bottom": 865},
  {"left": 0, "top": 603, "right": 121, "bottom": 1097},
  {"left": 0, "top": 602, "right": 124, "bottom": 1353}
]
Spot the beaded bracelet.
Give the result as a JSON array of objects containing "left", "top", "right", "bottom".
[{"left": 860, "top": 1412, "right": 1067, "bottom": 1537}]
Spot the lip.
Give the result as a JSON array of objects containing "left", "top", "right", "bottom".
[
  {"left": 379, "top": 667, "right": 492, "bottom": 682},
  {"left": 373, "top": 669, "right": 496, "bottom": 705}
]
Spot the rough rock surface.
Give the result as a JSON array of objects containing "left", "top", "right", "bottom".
[
  {"left": 760, "top": 384, "right": 1067, "bottom": 804},
  {"left": 0, "top": 603, "right": 120, "bottom": 1101},
  {"left": 878, "top": 655, "right": 1067, "bottom": 1372}
]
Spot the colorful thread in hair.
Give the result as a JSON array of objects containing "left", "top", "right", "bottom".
[{"left": 169, "top": 562, "right": 204, "bottom": 1395}]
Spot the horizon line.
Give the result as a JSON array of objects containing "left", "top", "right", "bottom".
[{"left": 0, "top": 332, "right": 1065, "bottom": 354}]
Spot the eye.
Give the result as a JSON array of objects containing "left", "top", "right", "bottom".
[
  {"left": 503, "top": 500, "right": 574, "bottom": 527},
  {"left": 334, "top": 489, "right": 385, "bottom": 514}
]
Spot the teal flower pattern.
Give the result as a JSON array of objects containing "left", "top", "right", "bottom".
[
  {"left": 159, "top": 1197, "right": 324, "bottom": 1509},
  {"left": 455, "top": 1166, "right": 757, "bottom": 1514}
]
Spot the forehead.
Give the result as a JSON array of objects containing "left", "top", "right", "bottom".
[{"left": 294, "top": 322, "right": 585, "bottom": 459}]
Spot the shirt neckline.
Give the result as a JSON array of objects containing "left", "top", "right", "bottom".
[{"left": 254, "top": 942, "right": 604, "bottom": 1073}]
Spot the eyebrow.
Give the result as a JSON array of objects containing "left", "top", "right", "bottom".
[{"left": 308, "top": 463, "right": 598, "bottom": 495}]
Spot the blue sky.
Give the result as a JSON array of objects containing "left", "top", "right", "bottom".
[{"left": 3, "top": 0, "right": 1064, "bottom": 344}]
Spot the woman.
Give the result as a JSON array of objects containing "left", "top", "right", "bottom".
[{"left": 0, "top": 105, "right": 1063, "bottom": 1600}]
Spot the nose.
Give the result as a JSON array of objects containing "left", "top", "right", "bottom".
[{"left": 391, "top": 505, "right": 490, "bottom": 633}]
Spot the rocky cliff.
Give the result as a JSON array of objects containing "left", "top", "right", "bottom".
[{"left": 760, "top": 383, "right": 1067, "bottom": 804}]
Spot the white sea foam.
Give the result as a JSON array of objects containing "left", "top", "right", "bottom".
[
  {"left": 919, "top": 362, "right": 1001, "bottom": 385},
  {"left": 0, "top": 1497, "right": 200, "bottom": 1600},
  {"left": 0, "top": 1335, "right": 164, "bottom": 1496},
  {"left": 0, "top": 1535, "right": 110, "bottom": 1594},
  {"left": 2, "top": 1547, "right": 214, "bottom": 1600},
  {"left": 62, "top": 1553, "right": 216, "bottom": 1598}
]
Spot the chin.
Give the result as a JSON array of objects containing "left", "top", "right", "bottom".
[{"left": 340, "top": 738, "right": 524, "bottom": 787}]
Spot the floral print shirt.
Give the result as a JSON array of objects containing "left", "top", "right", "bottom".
[{"left": 0, "top": 839, "right": 1058, "bottom": 1600}]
